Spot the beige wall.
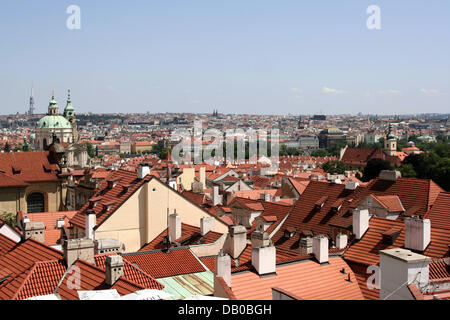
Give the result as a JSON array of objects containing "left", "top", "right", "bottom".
[
  {"left": 93, "top": 178, "right": 229, "bottom": 253},
  {"left": 0, "top": 180, "right": 63, "bottom": 214},
  {"left": 176, "top": 168, "right": 195, "bottom": 191}
]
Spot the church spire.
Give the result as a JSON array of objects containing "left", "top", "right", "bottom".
[{"left": 48, "top": 90, "right": 59, "bottom": 115}]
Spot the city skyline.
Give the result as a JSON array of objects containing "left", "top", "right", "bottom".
[{"left": 0, "top": 1, "right": 449, "bottom": 115}]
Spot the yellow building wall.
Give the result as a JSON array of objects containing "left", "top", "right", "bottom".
[
  {"left": 176, "top": 167, "right": 195, "bottom": 191},
  {"left": 94, "top": 178, "right": 229, "bottom": 253}
]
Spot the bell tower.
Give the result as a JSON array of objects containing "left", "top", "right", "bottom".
[{"left": 384, "top": 123, "right": 397, "bottom": 156}]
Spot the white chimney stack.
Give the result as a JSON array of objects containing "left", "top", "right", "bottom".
[
  {"left": 252, "top": 239, "right": 276, "bottom": 276},
  {"left": 85, "top": 209, "right": 96, "bottom": 240},
  {"left": 264, "top": 193, "right": 271, "bottom": 202},
  {"left": 138, "top": 163, "right": 151, "bottom": 179},
  {"left": 353, "top": 209, "right": 369, "bottom": 240},
  {"left": 404, "top": 217, "right": 431, "bottom": 252},
  {"left": 345, "top": 181, "right": 359, "bottom": 190},
  {"left": 199, "top": 167, "right": 206, "bottom": 189},
  {"left": 168, "top": 213, "right": 182, "bottom": 242},
  {"left": 336, "top": 233, "right": 348, "bottom": 249},
  {"left": 312, "top": 235, "right": 329, "bottom": 264},
  {"left": 200, "top": 217, "right": 215, "bottom": 236},
  {"left": 227, "top": 225, "right": 247, "bottom": 259},
  {"left": 379, "top": 248, "right": 431, "bottom": 300},
  {"left": 213, "top": 186, "right": 221, "bottom": 206},
  {"left": 215, "top": 250, "right": 231, "bottom": 288}
]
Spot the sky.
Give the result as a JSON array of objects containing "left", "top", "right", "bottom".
[{"left": 0, "top": 0, "right": 449, "bottom": 115}]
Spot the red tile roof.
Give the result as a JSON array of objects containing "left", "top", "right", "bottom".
[
  {"left": 94, "top": 254, "right": 164, "bottom": 290},
  {"left": 370, "top": 194, "right": 405, "bottom": 212},
  {"left": 425, "top": 192, "right": 450, "bottom": 230},
  {"left": 122, "top": 247, "right": 206, "bottom": 279},
  {"left": 55, "top": 259, "right": 145, "bottom": 300},
  {"left": 343, "top": 216, "right": 450, "bottom": 266},
  {"left": 139, "top": 223, "right": 223, "bottom": 251},
  {"left": 18, "top": 211, "right": 77, "bottom": 246},
  {"left": 229, "top": 257, "right": 364, "bottom": 300},
  {"left": 0, "top": 152, "right": 60, "bottom": 187},
  {"left": 0, "top": 239, "right": 63, "bottom": 300}
]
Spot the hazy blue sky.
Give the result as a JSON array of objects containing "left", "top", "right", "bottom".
[{"left": 0, "top": 1, "right": 449, "bottom": 115}]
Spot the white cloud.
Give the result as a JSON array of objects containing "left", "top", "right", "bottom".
[
  {"left": 321, "top": 86, "right": 344, "bottom": 94},
  {"left": 420, "top": 89, "right": 440, "bottom": 95}
]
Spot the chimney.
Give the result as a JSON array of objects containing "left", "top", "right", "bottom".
[
  {"left": 336, "top": 233, "right": 348, "bottom": 249},
  {"left": 213, "top": 186, "right": 221, "bottom": 206},
  {"left": 138, "top": 163, "right": 151, "bottom": 179},
  {"left": 199, "top": 167, "right": 206, "bottom": 189},
  {"left": 105, "top": 255, "right": 124, "bottom": 286},
  {"left": 215, "top": 250, "right": 231, "bottom": 287},
  {"left": 299, "top": 236, "right": 313, "bottom": 255},
  {"left": 56, "top": 218, "right": 65, "bottom": 229},
  {"left": 168, "top": 213, "right": 181, "bottom": 242},
  {"left": 85, "top": 209, "right": 96, "bottom": 240},
  {"left": 312, "top": 235, "right": 329, "bottom": 264},
  {"left": 379, "top": 170, "right": 401, "bottom": 182},
  {"left": 227, "top": 225, "right": 247, "bottom": 259},
  {"left": 251, "top": 230, "right": 270, "bottom": 249},
  {"left": 273, "top": 196, "right": 281, "bottom": 202},
  {"left": 252, "top": 237, "right": 276, "bottom": 276},
  {"left": 345, "top": 181, "right": 359, "bottom": 190},
  {"left": 379, "top": 248, "right": 431, "bottom": 300},
  {"left": 404, "top": 217, "right": 431, "bottom": 252},
  {"left": 353, "top": 209, "right": 369, "bottom": 240},
  {"left": 63, "top": 238, "right": 95, "bottom": 267},
  {"left": 264, "top": 193, "right": 271, "bottom": 202},
  {"left": 23, "top": 221, "right": 45, "bottom": 243},
  {"left": 200, "top": 217, "right": 215, "bottom": 236}
]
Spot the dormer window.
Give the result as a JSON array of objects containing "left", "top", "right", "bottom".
[
  {"left": 314, "top": 196, "right": 328, "bottom": 209},
  {"left": 284, "top": 227, "right": 296, "bottom": 238},
  {"left": 102, "top": 200, "right": 116, "bottom": 212},
  {"left": 12, "top": 166, "right": 22, "bottom": 175}
]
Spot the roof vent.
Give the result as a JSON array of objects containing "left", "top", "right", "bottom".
[{"left": 379, "top": 170, "right": 401, "bottom": 182}]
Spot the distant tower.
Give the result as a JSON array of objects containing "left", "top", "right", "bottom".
[
  {"left": 63, "top": 89, "right": 78, "bottom": 143},
  {"left": 384, "top": 123, "right": 397, "bottom": 156},
  {"left": 28, "top": 87, "right": 35, "bottom": 115}
]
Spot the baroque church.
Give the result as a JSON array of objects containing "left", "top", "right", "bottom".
[{"left": 35, "top": 90, "right": 89, "bottom": 169}]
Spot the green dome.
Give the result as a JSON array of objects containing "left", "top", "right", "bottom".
[{"left": 37, "top": 115, "right": 72, "bottom": 129}]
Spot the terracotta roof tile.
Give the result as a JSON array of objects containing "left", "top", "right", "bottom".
[
  {"left": 122, "top": 247, "right": 206, "bottom": 279},
  {"left": 230, "top": 257, "right": 364, "bottom": 300}
]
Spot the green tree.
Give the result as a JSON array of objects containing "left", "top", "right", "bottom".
[
  {"left": 82, "top": 142, "right": 96, "bottom": 158},
  {"left": 362, "top": 158, "right": 392, "bottom": 182},
  {"left": 0, "top": 212, "right": 17, "bottom": 228},
  {"left": 322, "top": 160, "right": 347, "bottom": 174},
  {"left": 3, "top": 142, "right": 10, "bottom": 153},
  {"left": 398, "top": 163, "right": 417, "bottom": 178},
  {"left": 431, "top": 158, "right": 450, "bottom": 191},
  {"left": 310, "top": 149, "right": 329, "bottom": 157}
]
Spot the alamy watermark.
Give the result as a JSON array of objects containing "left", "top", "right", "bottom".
[{"left": 67, "top": 5, "right": 81, "bottom": 30}]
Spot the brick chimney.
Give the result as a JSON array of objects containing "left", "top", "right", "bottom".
[
  {"left": 312, "top": 235, "right": 329, "bottom": 264},
  {"left": 353, "top": 209, "right": 369, "bottom": 240},
  {"left": 63, "top": 238, "right": 95, "bottom": 267},
  {"left": 105, "top": 255, "right": 124, "bottom": 286},
  {"left": 299, "top": 236, "right": 313, "bottom": 255},
  {"left": 251, "top": 230, "right": 270, "bottom": 249},
  {"left": 200, "top": 217, "right": 215, "bottom": 236},
  {"left": 168, "top": 213, "right": 181, "bottom": 243},
  {"left": 404, "top": 217, "right": 431, "bottom": 252},
  {"left": 227, "top": 225, "right": 247, "bottom": 259},
  {"left": 379, "top": 248, "right": 431, "bottom": 300},
  {"left": 23, "top": 221, "right": 45, "bottom": 243}
]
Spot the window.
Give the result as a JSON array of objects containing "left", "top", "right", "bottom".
[{"left": 27, "top": 193, "right": 45, "bottom": 213}]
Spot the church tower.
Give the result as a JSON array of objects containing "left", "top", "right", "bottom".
[
  {"left": 384, "top": 123, "right": 397, "bottom": 156},
  {"left": 64, "top": 89, "right": 78, "bottom": 143}
]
